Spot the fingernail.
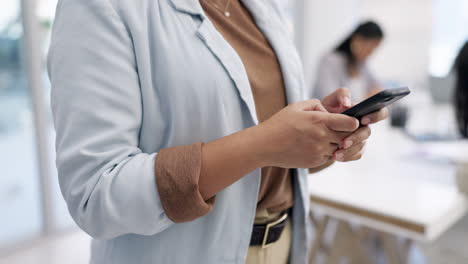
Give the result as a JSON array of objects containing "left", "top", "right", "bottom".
[
  {"left": 361, "top": 118, "right": 370, "bottom": 125},
  {"left": 343, "top": 140, "right": 353, "bottom": 149},
  {"left": 344, "top": 97, "right": 352, "bottom": 107},
  {"left": 335, "top": 152, "right": 344, "bottom": 161}
]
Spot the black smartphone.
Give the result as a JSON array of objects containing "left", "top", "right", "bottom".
[{"left": 341, "top": 87, "right": 410, "bottom": 119}]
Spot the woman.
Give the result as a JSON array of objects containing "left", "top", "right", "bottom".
[
  {"left": 314, "top": 21, "right": 384, "bottom": 102},
  {"left": 48, "top": 1, "right": 387, "bottom": 263}
]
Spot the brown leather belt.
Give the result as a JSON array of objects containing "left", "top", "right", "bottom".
[{"left": 249, "top": 212, "right": 288, "bottom": 248}]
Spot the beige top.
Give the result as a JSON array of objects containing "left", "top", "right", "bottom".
[{"left": 154, "top": 0, "right": 293, "bottom": 223}]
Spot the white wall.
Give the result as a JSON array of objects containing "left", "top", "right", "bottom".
[
  {"left": 297, "top": 0, "right": 433, "bottom": 97},
  {"left": 361, "top": 0, "right": 432, "bottom": 90},
  {"left": 298, "top": 0, "right": 361, "bottom": 96}
]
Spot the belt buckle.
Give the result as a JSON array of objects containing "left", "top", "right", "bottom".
[{"left": 261, "top": 213, "right": 288, "bottom": 249}]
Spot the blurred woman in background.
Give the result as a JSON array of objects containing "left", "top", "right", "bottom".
[
  {"left": 314, "top": 21, "right": 384, "bottom": 102},
  {"left": 455, "top": 41, "right": 468, "bottom": 137}
]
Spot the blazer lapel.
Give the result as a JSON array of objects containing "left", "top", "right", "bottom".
[
  {"left": 168, "top": 0, "right": 204, "bottom": 16},
  {"left": 241, "top": 0, "right": 305, "bottom": 105},
  {"left": 196, "top": 19, "right": 259, "bottom": 124},
  {"left": 169, "top": 0, "right": 259, "bottom": 125},
  {"left": 168, "top": 0, "right": 305, "bottom": 121}
]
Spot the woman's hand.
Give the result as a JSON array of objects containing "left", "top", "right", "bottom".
[
  {"left": 322, "top": 87, "right": 389, "bottom": 124},
  {"left": 332, "top": 126, "right": 370, "bottom": 161},
  {"left": 199, "top": 94, "right": 385, "bottom": 199},
  {"left": 254, "top": 99, "right": 359, "bottom": 169},
  {"left": 333, "top": 107, "right": 388, "bottom": 162},
  {"left": 321, "top": 87, "right": 389, "bottom": 162},
  {"left": 321, "top": 87, "right": 353, "bottom": 113}
]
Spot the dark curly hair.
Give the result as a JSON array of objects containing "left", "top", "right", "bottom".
[{"left": 455, "top": 41, "right": 468, "bottom": 137}]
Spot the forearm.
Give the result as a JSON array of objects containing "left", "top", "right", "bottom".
[{"left": 199, "top": 125, "right": 268, "bottom": 200}]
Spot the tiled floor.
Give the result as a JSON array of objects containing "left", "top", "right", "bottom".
[{"left": 1, "top": 215, "right": 468, "bottom": 264}]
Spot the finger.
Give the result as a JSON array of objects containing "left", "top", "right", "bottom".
[
  {"left": 344, "top": 150, "right": 365, "bottom": 162},
  {"left": 336, "top": 88, "right": 352, "bottom": 108},
  {"left": 324, "top": 87, "right": 351, "bottom": 107},
  {"left": 325, "top": 143, "right": 339, "bottom": 155},
  {"left": 322, "top": 88, "right": 352, "bottom": 113},
  {"left": 333, "top": 142, "right": 366, "bottom": 162},
  {"left": 314, "top": 103, "right": 328, "bottom": 113},
  {"left": 345, "top": 148, "right": 365, "bottom": 161},
  {"left": 323, "top": 128, "right": 351, "bottom": 144},
  {"left": 318, "top": 112, "right": 359, "bottom": 132},
  {"left": 340, "top": 126, "right": 371, "bottom": 149},
  {"left": 295, "top": 99, "right": 328, "bottom": 112},
  {"left": 316, "top": 155, "right": 333, "bottom": 167},
  {"left": 343, "top": 142, "right": 366, "bottom": 161},
  {"left": 361, "top": 107, "right": 389, "bottom": 125}
]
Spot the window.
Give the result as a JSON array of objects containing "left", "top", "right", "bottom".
[
  {"left": 430, "top": 0, "right": 468, "bottom": 77},
  {"left": 0, "top": 0, "right": 43, "bottom": 247}
]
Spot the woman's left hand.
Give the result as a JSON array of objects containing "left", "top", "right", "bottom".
[
  {"left": 322, "top": 87, "right": 389, "bottom": 125},
  {"left": 332, "top": 126, "right": 370, "bottom": 161},
  {"left": 321, "top": 87, "right": 353, "bottom": 113},
  {"left": 321, "top": 87, "right": 389, "bottom": 162}
]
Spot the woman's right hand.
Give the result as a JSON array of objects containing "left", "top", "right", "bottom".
[
  {"left": 255, "top": 99, "right": 360, "bottom": 169},
  {"left": 199, "top": 99, "right": 359, "bottom": 199}
]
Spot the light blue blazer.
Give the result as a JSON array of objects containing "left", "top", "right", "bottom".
[{"left": 48, "top": 0, "right": 312, "bottom": 263}]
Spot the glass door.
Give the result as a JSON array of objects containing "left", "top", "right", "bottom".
[{"left": 0, "top": 0, "right": 43, "bottom": 248}]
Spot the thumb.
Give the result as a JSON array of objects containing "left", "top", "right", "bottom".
[
  {"left": 324, "top": 88, "right": 352, "bottom": 112},
  {"left": 319, "top": 113, "right": 359, "bottom": 132},
  {"left": 338, "top": 89, "right": 352, "bottom": 108}
]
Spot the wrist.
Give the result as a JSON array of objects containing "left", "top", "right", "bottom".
[{"left": 245, "top": 123, "right": 277, "bottom": 168}]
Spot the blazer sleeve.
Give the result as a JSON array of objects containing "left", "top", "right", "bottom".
[{"left": 48, "top": 0, "right": 173, "bottom": 239}]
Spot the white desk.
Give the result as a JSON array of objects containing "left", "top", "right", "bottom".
[{"left": 308, "top": 122, "right": 468, "bottom": 263}]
